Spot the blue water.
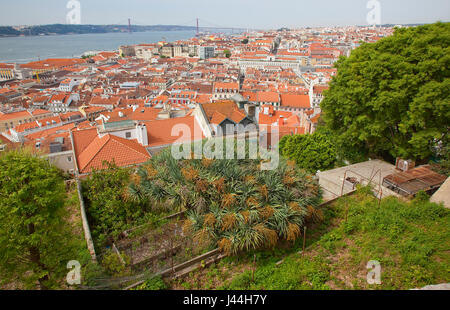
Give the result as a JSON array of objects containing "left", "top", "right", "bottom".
[{"left": 0, "top": 31, "right": 198, "bottom": 63}]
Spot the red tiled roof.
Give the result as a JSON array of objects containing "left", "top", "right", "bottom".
[
  {"left": 25, "top": 123, "right": 75, "bottom": 140},
  {"left": 214, "top": 82, "right": 239, "bottom": 90},
  {"left": 256, "top": 91, "right": 280, "bottom": 103},
  {"left": 202, "top": 101, "right": 247, "bottom": 125},
  {"left": 144, "top": 116, "right": 204, "bottom": 147},
  {"left": 210, "top": 111, "right": 228, "bottom": 125},
  {"left": 31, "top": 109, "right": 50, "bottom": 116},
  {"left": 280, "top": 94, "right": 311, "bottom": 108},
  {"left": 13, "top": 121, "right": 40, "bottom": 133},
  {"left": 73, "top": 128, "right": 150, "bottom": 174},
  {"left": 71, "top": 128, "right": 99, "bottom": 156},
  {"left": 310, "top": 113, "right": 321, "bottom": 124},
  {"left": 0, "top": 110, "right": 32, "bottom": 121}
]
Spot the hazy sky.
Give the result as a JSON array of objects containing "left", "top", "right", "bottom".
[{"left": 1, "top": 0, "right": 449, "bottom": 29}]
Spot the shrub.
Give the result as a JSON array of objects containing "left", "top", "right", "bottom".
[
  {"left": 136, "top": 276, "right": 167, "bottom": 290},
  {"left": 279, "top": 133, "right": 337, "bottom": 173}
]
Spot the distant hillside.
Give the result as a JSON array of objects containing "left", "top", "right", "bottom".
[{"left": 0, "top": 24, "right": 197, "bottom": 37}]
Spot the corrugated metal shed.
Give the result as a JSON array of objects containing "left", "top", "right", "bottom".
[{"left": 382, "top": 166, "right": 447, "bottom": 197}]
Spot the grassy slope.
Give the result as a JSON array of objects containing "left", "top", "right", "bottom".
[{"left": 170, "top": 190, "right": 450, "bottom": 290}]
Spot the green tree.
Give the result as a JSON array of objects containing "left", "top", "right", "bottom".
[
  {"left": 0, "top": 150, "right": 80, "bottom": 289},
  {"left": 280, "top": 133, "right": 337, "bottom": 173},
  {"left": 242, "top": 38, "right": 249, "bottom": 44},
  {"left": 223, "top": 49, "right": 231, "bottom": 58},
  {"left": 82, "top": 162, "right": 151, "bottom": 247},
  {"left": 321, "top": 22, "right": 450, "bottom": 162}
]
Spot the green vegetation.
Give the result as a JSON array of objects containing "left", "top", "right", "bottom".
[
  {"left": 0, "top": 26, "right": 21, "bottom": 36},
  {"left": 172, "top": 187, "right": 450, "bottom": 290},
  {"left": 223, "top": 49, "right": 231, "bottom": 58},
  {"left": 321, "top": 22, "right": 450, "bottom": 162},
  {"left": 430, "top": 144, "right": 450, "bottom": 177},
  {"left": 134, "top": 276, "right": 167, "bottom": 290},
  {"left": 0, "top": 149, "right": 89, "bottom": 289},
  {"left": 279, "top": 132, "right": 337, "bottom": 173},
  {"left": 81, "top": 162, "right": 164, "bottom": 248},
  {"left": 127, "top": 146, "right": 322, "bottom": 254},
  {"left": 242, "top": 38, "right": 249, "bottom": 44}
]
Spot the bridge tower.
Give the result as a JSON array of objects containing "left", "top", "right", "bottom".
[{"left": 128, "top": 18, "right": 132, "bottom": 33}]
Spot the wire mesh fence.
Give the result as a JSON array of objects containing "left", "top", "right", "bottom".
[{"left": 79, "top": 215, "right": 210, "bottom": 290}]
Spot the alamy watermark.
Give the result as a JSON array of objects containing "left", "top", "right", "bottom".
[
  {"left": 366, "top": 0, "right": 381, "bottom": 26},
  {"left": 66, "top": 0, "right": 81, "bottom": 25},
  {"left": 366, "top": 260, "right": 381, "bottom": 284},
  {"left": 66, "top": 260, "right": 81, "bottom": 285}
]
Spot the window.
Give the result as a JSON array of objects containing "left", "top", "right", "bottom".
[
  {"left": 125, "top": 132, "right": 131, "bottom": 138},
  {"left": 67, "top": 156, "right": 72, "bottom": 162}
]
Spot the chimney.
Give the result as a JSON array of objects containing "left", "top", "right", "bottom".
[{"left": 136, "top": 123, "right": 148, "bottom": 146}]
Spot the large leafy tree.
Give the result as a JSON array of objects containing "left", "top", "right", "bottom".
[
  {"left": 321, "top": 22, "right": 450, "bottom": 161},
  {"left": 280, "top": 133, "right": 337, "bottom": 173},
  {"left": 0, "top": 150, "right": 80, "bottom": 289}
]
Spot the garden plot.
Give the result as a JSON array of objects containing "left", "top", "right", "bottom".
[{"left": 113, "top": 217, "right": 209, "bottom": 274}]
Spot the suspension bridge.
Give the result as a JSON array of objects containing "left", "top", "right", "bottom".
[{"left": 112, "top": 17, "right": 253, "bottom": 35}]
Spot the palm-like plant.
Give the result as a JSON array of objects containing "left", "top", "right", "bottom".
[{"left": 127, "top": 147, "right": 322, "bottom": 254}]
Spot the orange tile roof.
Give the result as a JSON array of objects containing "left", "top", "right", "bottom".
[
  {"left": 25, "top": 123, "right": 75, "bottom": 140},
  {"left": 310, "top": 113, "right": 321, "bottom": 124},
  {"left": 194, "top": 94, "right": 212, "bottom": 104},
  {"left": 210, "top": 111, "right": 228, "bottom": 125},
  {"left": 71, "top": 128, "right": 99, "bottom": 155},
  {"left": 256, "top": 91, "right": 280, "bottom": 103},
  {"left": 50, "top": 94, "right": 67, "bottom": 102},
  {"left": 259, "top": 110, "right": 293, "bottom": 125},
  {"left": 31, "top": 109, "right": 51, "bottom": 116},
  {"left": 144, "top": 116, "right": 204, "bottom": 147},
  {"left": 214, "top": 82, "right": 239, "bottom": 90},
  {"left": 20, "top": 58, "right": 85, "bottom": 70},
  {"left": 0, "top": 110, "right": 32, "bottom": 121},
  {"left": 13, "top": 121, "right": 40, "bottom": 133},
  {"left": 90, "top": 96, "right": 121, "bottom": 106},
  {"left": 280, "top": 94, "right": 311, "bottom": 108},
  {"left": 73, "top": 129, "right": 150, "bottom": 174},
  {"left": 202, "top": 101, "right": 248, "bottom": 125}
]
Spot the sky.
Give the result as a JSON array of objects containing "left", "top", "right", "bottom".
[{"left": 0, "top": 0, "right": 449, "bottom": 29}]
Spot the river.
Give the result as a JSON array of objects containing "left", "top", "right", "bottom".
[{"left": 0, "top": 30, "right": 199, "bottom": 63}]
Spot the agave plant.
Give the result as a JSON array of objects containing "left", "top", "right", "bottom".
[{"left": 127, "top": 147, "right": 322, "bottom": 254}]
